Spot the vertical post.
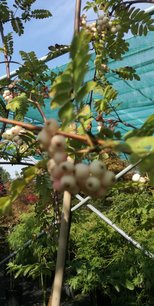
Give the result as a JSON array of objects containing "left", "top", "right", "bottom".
[
  {"left": 48, "top": 192, "right": 71, "bottom": 306},
  {"left": 74, "top": 0, "right": 81, "bottom": 33},
  {"left": 48, "top": 2, "right": 81, "bottom": 305}
]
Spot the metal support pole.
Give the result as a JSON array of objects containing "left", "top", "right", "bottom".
[{"left": 87, "top": 204, "right": 154, "bottom": 258}]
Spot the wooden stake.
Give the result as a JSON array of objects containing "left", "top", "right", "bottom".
[
  {"left": 48, "top": 191, "right": 71, "bottom": 306},
  {"left": 48, "top": 2, "right": 81, "bottom": 305}
]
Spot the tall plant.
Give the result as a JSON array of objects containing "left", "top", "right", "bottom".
[{"left": 0, "top": 0, "right": 154, "bottom": 305}]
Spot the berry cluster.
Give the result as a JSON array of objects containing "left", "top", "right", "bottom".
[
  {"left": 80, "top": 15, "right": 97, "bottom": 37},
  {"left": 38, "top": 119, "right": 115, "bottom": 198},
  {"left": 2, "top": 89, "right": 13, "bottom": 103},
  {"left": 2, "top": 125, "right": 25, "bottom": 145},
  {"left": 97, "top": 15, "right": 121, "bottom": 34},
  {"left": 80, "top": 14, "right": 121, "bottom": 38}
]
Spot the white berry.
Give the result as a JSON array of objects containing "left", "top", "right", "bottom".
[
  {"left": 102, "top": 171, "right": 115, "bottom": 186},
  {"left": 132, "top": 173, "right": 140, "bottom": 182},
  {"left": 60, "top": 175, "right": 77, "bottom": 193},
  {"left": 37, "top": 130, "right": 51, "bottom": 149},
  {"left": 50, "top": 135, "right": 66, "bottom": 152},
  {"left": 53, "top": 152, "right": 67, "bottom": 164},
  {"left": 44, "top": 119, "right": 59, "bottom": 136},
  {"left": 47, "top": 159, "right": 56, "bottom": 174},
  {"left": 85, "top": 176, "right": 101, "bottom": 192},
  {"left": 59, "top": 161, "right": 74, "bottom": 174},
  {"left": 111, "top": 26, "right": 117, "bottom": 33},
  {"left": 89, "top": 160, "right": 106, "bottom": 178},
  {"left": 75, "top": 163, "right": 89, "bottom": 180}
]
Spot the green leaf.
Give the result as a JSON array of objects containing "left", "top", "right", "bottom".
[
  {"left": 76, "top": 81, "right": 96, "bottom": 102},
  {"left": 3, "top": 32, "right": 13, "bottom": 56},
  {"left": 31, "top": 9, "right": 52, "bottom": 19},
  {"left": 6, "top": 93, "right": 29, "bottom": 120},
  {"left": 11, "top": 17, "right": 24, "bottom": 36},
  {"left": 126, "top": 136, "right": 154, "bottom": 154},
  {"left": 58, "top": 102, "right": 74, "bottom": 126},
  {"left": 125, "top": 279, "right": 135, "bottom": 291}
]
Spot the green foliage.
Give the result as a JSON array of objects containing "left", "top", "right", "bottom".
[
  {"left": 0, "top": 166, "right": 11, "bottom": 183},
  {"left": 0, "top": 0, "right": 10, "bottom": 22},
  {"left": 128, "top": 7, "right": 154, "bottom": 36},
  {"left": 6, "top": 93, "right": 29, "bottom": 120},
  {"left": 95, "top": 84, "right": 118, "bottom": 112},
  {"left": 31, "top": 9, "right": 52, "bottom": 19},
  {"left": 0, "top": 96, "right": 7, "bottom": 117},
  {"left": 3, "top": 32, "right": 13, "bottom": 56},
  {"left": 11, "top": 17, "right": 24, "bottom": 36},
  {"left": 7, "top": 205, "right": 57, "bottom": 289},
  {"left": 112, "top": 66, "right": 140, "bottom": 81},
  {"left": 67, "top": 189, "right": 154, "bottom": 305},
  {"left": 50, "top": 30, "right": 94, "bottom": 126}
]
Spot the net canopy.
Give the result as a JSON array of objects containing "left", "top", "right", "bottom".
[{"left": 25, "top": 30, "right": 154, "bottom": 135}]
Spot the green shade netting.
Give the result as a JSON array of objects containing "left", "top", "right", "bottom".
[{"left": 16, "top": 31, "right": 154, "bottom": 135}]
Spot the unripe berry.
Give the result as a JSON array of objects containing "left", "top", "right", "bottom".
[
  {"left": 116, "top": 24, "right": 121, "bottom": 31},
  {"left": 50, "top": 135, "right": 66, "bottom": 152},
  {"left": 102, "top": 171, "right": 115, "bottom": 186},
  {"left": 85, "top": 176, "right": 101, "bottom": 192},
  {"left": 59, "top": 161, "right": 74, "bottom": 174},
  {"left": 75, "top": 163, "right": 89, "bottom": 180},
  {"left": 60, "top": 175, "right": 77, "bottom": 193},
  {"left": 108, "top": 21, "right": 113, "bottom": 27},
  {"left": 47, "top": 159, "right": 56, "bottom": 174},
  {"left": 89, "top": 160, "right": 106, "bottom": 178},
  {"left": 53, "top": 152, "right": 67, "bottom": 164},
  {"left": 111, "top": 26, "right": 117, "bottom": 33},
  {"left": 44, "top": 119, "right": 59, "bottom": 136},
  {"left": 81, "top": 19, "right": 86, "bottom": 26},
  {"left": 37, "top": 130, "right": 51, "bottom": 149}
]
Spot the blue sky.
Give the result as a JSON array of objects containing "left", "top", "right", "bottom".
[{"left": 0, "top": 0, "right": 154, "bottom": 177}]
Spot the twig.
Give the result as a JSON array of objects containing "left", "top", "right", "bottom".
[
  {"left": 0, "top": 161, "right": 34, "bottom": 166},
  {"left": 28, "top": 99, "right": 47, "bottom": 123},
  {"left": 0, "top": 60, "right": 22, "bottom": 66}
]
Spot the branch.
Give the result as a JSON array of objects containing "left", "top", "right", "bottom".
[
  {"left": 0, "top": 60, "right": 22, "bottom": 66},
  {"left": 0, "top": 116, "right": 126, "bottom": 151},
  {"left": 0, "top": 161, "right": 34, "bottom": 166},
  {"left": 109, "top": 103, "right": 137, "bottom": 130},
  {"left": 28, "top": 99, "right": 47, "bottom": 123},
  {"left": 0, "top": 22, "right": 10, "bottom": 80},
  {"left": 0, "top": 117, "right": 41, "bottom": 131}
]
